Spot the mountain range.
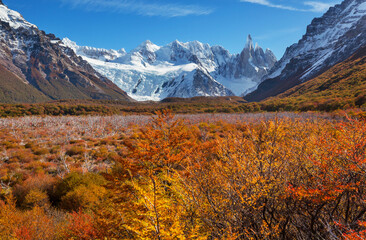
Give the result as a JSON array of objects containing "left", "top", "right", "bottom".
[
  {"left": 0, "top": 0, "right": 364, "bottom": 104},
  {"left": 63, "top": 35, "right": 276, "bottom": 101}
]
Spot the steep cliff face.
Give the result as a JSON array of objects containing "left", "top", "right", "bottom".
[
  {"left": 64, "top": 35, "right": 276, "bottom": 101},
  {"left": 246, "top": 0, "right": 366, "bottom": 102},
  {"left": 0, "top": 2, "right": 131, "bottom": 103}
]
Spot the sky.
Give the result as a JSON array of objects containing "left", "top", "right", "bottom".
[{"left": 4, "top": 0, "right": 342, "bottom": 59}]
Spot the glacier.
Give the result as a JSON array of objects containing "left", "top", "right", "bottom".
[{"left": 63, "top": 35, "right": 277, "bottom": 101}]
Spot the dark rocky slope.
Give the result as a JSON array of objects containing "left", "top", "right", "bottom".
[{"left": 0, "top": 1, "right": 131, "bottom": 103}]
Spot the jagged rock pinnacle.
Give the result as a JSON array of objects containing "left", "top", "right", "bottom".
[
  {"left": 255, "top": 42, "right": 260, "bottom": 51},
  {"left": 245, "top": 34, "right": 254, "bottom": 50}
]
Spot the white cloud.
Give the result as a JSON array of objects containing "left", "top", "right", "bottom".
[
  {"left": 240, "top": 0, "right": 299, "bottom": 11},
  {"left": 304, "top": 1, "right": 333, "bottom": 12},
  {"left": 60, "top": 0, "right": 213, "bottom": 17},
  {"left": 240, "top": 0, "right": 336, "bottom": 13}
]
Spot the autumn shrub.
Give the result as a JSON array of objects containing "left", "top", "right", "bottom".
[
  {"left": 10, "top": 149, "right": 36, "bottom": 163},
  {"left": 0, "top": 196, "right": 62, "bottom": 240},
  {"left": 0, "top": 112, "right": 365, "bottom": 239},
  {"left": 62, "top": 210, "right": 99, "bottom": 240},
  {"left": 66, "top": 146, "right": 85, "bottom": 156},
  {"left": 94, "top": 110, "right": 209, "bottom": 239},
  {"left": 2, "top": 140, "right": 18, "bottom": 149},
  {"left": 24, "top": 142, "right": 34, "bottom": 149},
  {"left": 60, "top": 184, "right": 107, "bottom": 211},
  {"left": 22, "top": 189, "right": 50, "bottom": 209},
  {"left": 98, "top": 112, "right": 366, "bottom": 239},
  {"left": 13, "top": 174, "right": 56, "bottom": 208},
  {"left": 0, "top": 196, "right": 19, "bottom": 239},
  {"left": 185, "top": 118, "right": 365, "bottom": 239},
  {"left": 341, "top": 221, "right": 366, "bottom": 240},
  {"left": 53, "top": 172, "right": 107, "bottom": 210},
  {"left": 14, "top": 206, "right": 58, "bottom": 240},
  {"left": 32, "top": 147, "right": 49, "bottom": 156}
]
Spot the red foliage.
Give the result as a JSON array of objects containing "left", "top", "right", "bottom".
[
  {"left": 64, "top": 210, "right": 99, "bottom": 240},
  {"left": 15, "top": 226, "right": 33, "bottom": 240}
]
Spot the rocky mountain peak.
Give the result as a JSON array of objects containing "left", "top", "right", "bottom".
[
  {"left": 245, "top": 34, "right": 254, "bottom": 50},
  {"left": 255, "top": 43, "right": 261, "bottom": 51},
  {"left": 264, "top": 49, "right": 277, "bottom": 64},
  {"left": 0, "top": 1, "right": 3, "bottom": 6},
  {"left": 238, "top": 35, "right": 276, "bottom": 68},
  {"left": 67, "top": 35, "right": 277, "bottom": 100},
  {"left": 171, "top": 40, "right": 183, "bottom": 46},
  {"left": 135, "top": 40, "right": 160, "bottom": 53}
]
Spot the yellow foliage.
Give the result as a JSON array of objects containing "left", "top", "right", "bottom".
[{"left": 22, "top": 189, "right": 50, "bottom": 209}]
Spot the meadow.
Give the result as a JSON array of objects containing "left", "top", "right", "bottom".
[{"left": 0, "top": 111, "right": 365, "bottom": 239}]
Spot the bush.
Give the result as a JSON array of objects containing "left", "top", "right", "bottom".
[
  {"left": 60, "top": 185, "right": 107, "bottom": 211},
  {"left": 32, "top": 147, "right": 49, "bottom": 156},
  {"left": 63, "top": 210, "right": 99, "bottom": 240},
  {"left": 13, "top": 174, "right": 56, "bottom": 208},
  {"left": 52, "top": 172, "right": 107, "bottom": 210},
  {"left": 22, "top": 189, "right": 49, "bottom": 209},
  {"left": 66, "top": 146, "right": 85, "bottom": 156}
]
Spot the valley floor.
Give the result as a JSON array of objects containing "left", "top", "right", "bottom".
[{"left": 0, "top": 111, "right": 365, "bottom": 239}]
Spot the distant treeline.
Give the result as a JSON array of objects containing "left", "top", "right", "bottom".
[{"left": 0, "top": 97, "right": 365, "bottom": 118}]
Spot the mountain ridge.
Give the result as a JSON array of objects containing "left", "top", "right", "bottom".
[
  {"left": 63, "top": 35, "right": 276, "bottom": 101},
  {"left": 261, "top": 44, "right": 366, "bottom": 111},
  {"left": 0, "top": 2, "right": 131, "bottom": 103},
  {"left": 246, "top": 0, "right": 366, "bottom": 102}
]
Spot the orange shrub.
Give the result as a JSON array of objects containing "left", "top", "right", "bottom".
[{"left": 63, "top": 210, "right": 99, "bottom": 240}]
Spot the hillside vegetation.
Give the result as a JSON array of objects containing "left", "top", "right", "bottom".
[
  {"left": 261, "top": 46, "right": 366, "bottom": 111},
  {"left": 0, "top": 65, "right": 50, "bottom": 103}
]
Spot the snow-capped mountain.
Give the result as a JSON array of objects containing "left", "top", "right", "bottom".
[
  {"left": 246, "top": 0, "right": 366, "bottom": 101},
  {"left": 0, "top": 1, "right": 130, "bottom": 103},
  {"left": 63, "top": 35, "right": 276, "bottom": 101}
]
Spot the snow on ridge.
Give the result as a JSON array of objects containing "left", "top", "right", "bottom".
[
  {"left": 265, "top": 0, "right": 366, "bottom": 81},
  {"left": 64, "top": 37, "right": 276, "bottom": 101},
  {"left": 62, "top": 38, "right": 126, "bottom": 61},
  {"left": 300, "top": 50, "right": 334, "bottom": 80},
  {"left": 0, "top": 4, "right": 35, "bottom": 29},
  {"left": 359, "top": 2, "right": 366, "bottom": 10},
  {"left": 133, "top": 40, "right": 161, "bottom": 53},
  {"left": 62, "top": 38, "right": 78, "bottom": 52}
]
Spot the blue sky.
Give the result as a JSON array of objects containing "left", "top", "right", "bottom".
[{"left": 5, "top": 0, "right": 341, "bottom": 58}]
